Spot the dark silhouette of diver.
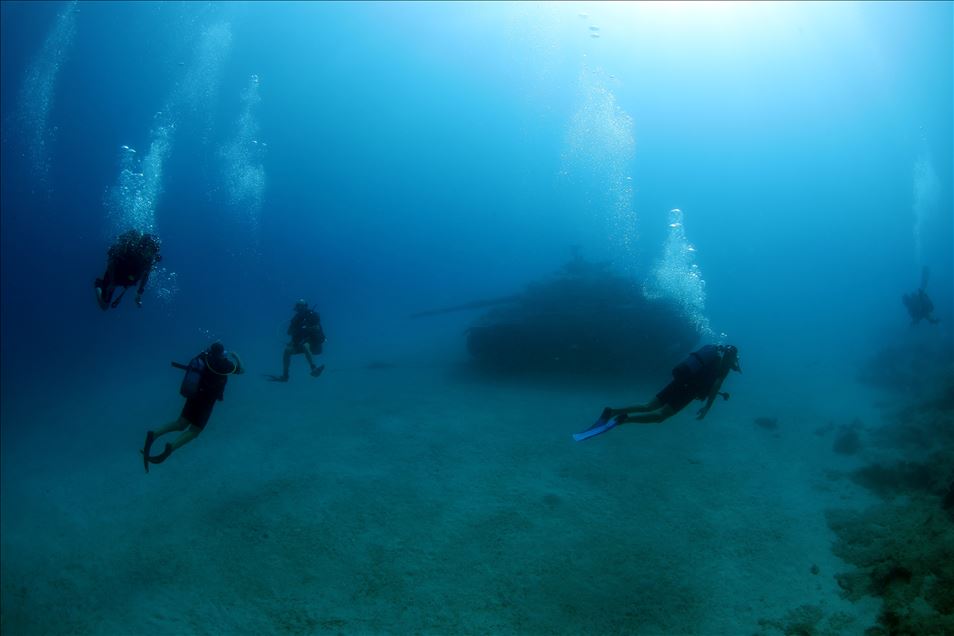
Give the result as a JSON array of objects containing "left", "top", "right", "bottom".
[
  {"left": 141, "top": 342, "right": 244, "bottom": 472},
  {"left": 266, "top": 299, "right": 326, "bottom": 382},
  {"left": 94, "top": 229, "right": 162, "bottom": 310},
  {"left": 575, "top": 345, "right": 741, "bottom": 441},
  {"left": 903, "top": 266, "right": 939, "bottom": 326}
]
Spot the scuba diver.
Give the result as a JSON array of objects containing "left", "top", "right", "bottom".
[
  {"left": 140, "top": 342, "right": 244, "bottom": 472},
  {"left": 574, "top": 344, "right": 742, "bottom": 441},
  {"left": 902, "top": 266, "right": 939, "bottom": 326},
  {"left": 94, "top": 229, "right": 162, "bottom": 310},
  {"left": 266, "top": 299, "right": 326, "bottom": 382}
]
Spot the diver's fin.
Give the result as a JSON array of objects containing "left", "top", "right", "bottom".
[
  {"left": 573, "top": 412, "right": 620, "bottom": 442},
  {"left": 310, "top": 364, "right": 325, "bottom": 378},
  {"left": 264, "top": 374, "right": 288, "bottom": 382},
  {"left": 147, "top": 443, "right": 173, "bottom": 464},
  {"left": 141, "top": 431, "right": 155, "bottom": 474},
  {"left": 95, "top": 286, "right": 108, "bottom": 311}
]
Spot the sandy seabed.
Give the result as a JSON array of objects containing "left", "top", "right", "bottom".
[{"left": 1, "top": 360, "right": 882, "bottom": 635}]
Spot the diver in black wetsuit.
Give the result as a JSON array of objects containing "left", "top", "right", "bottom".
[
  {"left": 605, "top": 344, "right": 742, "bottom": 424},
  {"left": 267, "top": 299, "right": 326, "bottom": 382},
  {"left": 140, "top": 342, "right": 244, "bottom": 473},
  {"left": 94, "top": 229, "right": 162, "bottom": 310},
  {"left": 903, "top": 289, "right": 939, "bottom": 325},
  {"left": 903, "top": 267, "right": 939, "bottom": 326}
]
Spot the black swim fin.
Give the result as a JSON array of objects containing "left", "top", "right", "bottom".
[
  {"left": 141, "top": 431, "right": 155, "bottom": 473},
  {"left": 147, "top": 443, "right": 173, "bottom": 465},
  {"left": 310, "top": 365, "right": 325, "bottom": 378}
]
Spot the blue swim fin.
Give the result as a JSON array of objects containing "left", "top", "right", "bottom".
[{"left": 573, "top": 412, "right": 621, "bottom": 442}]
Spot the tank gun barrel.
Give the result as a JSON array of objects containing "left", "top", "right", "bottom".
[{"left": 409, "top": 294, "right": 521, "bottom": 319}]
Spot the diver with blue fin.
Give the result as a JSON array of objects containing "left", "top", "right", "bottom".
[
  {"left": 574, "top": 344, "right": 741, "bottom": 441},
  {"left": 140, "top": 342, "right": 244, "bottom": 472}
]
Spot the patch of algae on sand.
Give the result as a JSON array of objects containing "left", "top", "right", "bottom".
[
  {"left": 761, "top": 376, "right": 954, "bottom": 636},
  {"left": 757, "top": 604, "right": 856, "bottom": 636},
  {"left": 817, "top": 372, "right": 954, "bottom": 635},
  {"left": 827, "top": 499, "right": 954, "bottom": 635}
]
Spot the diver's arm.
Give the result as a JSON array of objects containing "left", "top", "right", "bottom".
[
  {"left": 135, "top": 270, "right": 151, "bottom": 306},
  {"left": 229, "top": 352, "right": 245, "bottom": 374},
  {"left": 697, "top": 376, "right": 726, "bottom": 420}
]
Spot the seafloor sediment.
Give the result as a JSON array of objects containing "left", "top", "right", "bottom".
[{"left": 1, "top": 355, "right": 886, "bottom": 635}]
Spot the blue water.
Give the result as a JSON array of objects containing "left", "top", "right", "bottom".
[{"left": 2, "top": 2, "right": 952, "bottom": 634}]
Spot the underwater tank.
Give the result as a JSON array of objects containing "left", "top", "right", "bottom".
[{"left": 463, "top": 256, "right": 699, "bottom": 379}]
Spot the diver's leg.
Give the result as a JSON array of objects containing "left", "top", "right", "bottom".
[
  {"left": 99, "top": 265, "right": 119, "bottom": 305},
  {"left": 152, "top": 417, "right": 189, "bottom": 440},
  {"left": 612, "top": 398, "right": 663, "bottom": 416},
  {"left": 281, "top": 346, "right": 293, "bottom": 379},
  {"left": 98, "top": 281, "right": 117, "bottom": 308},
  {"left": 142, "top": 417, "right": 188, "bottom": 470},
  {"left": 148, "top": 425, "right": 201, "bottom": 465},
  {"left": 302, "top": 343, "right": 323, "bottom": 376},
  {"left": 619, "top": 404, "right": 675, "bottom": 424},
  {"left": 302, "top": 343, "right": 316, "bottom": 370},
  {"left": 167, "top": 425, "right": 201, "bottom": 452},
  {"left": 110, "top": 285, "right": 129, "bottom": 308}
]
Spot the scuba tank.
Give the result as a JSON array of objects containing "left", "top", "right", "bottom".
[
  {"left": 300, "top": 305, "right": 326, "bottom": 349},
  {"left": 179, "top": 354, "right": 207, "bottom": 398},
  {"left": 312, "top": 306, "right": 326, "bottom": 345},
  {"left": 672, "top": 345, "right": 721, "bottom": 382}
]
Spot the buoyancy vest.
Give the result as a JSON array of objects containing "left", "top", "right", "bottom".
[
  {"left": 672, "top": 345, "right": 721, "bottom": 385},
  {"left": 179, "top": 353, "right": 233, "bottom": 400},
  {"left": 291, "top": 309, "right": 325, "bottom": 345}
]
